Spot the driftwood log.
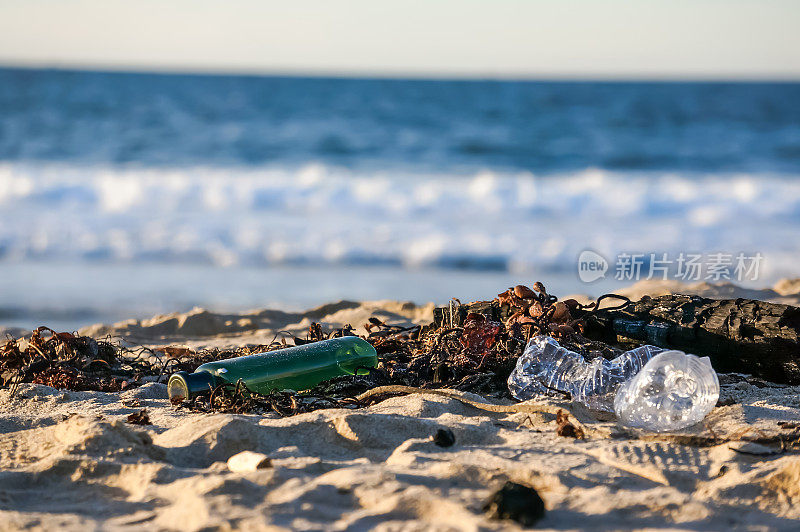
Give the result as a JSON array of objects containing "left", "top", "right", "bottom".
[
  {"left": 432, "top": 295, "right": 800, "bottom": 384},
  {"left": 580, "top": 294, "right": 800, "bottom": 384}
]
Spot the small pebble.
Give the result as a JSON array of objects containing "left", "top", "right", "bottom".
[
  {"left": 432, "top": 428, "right": 456, "bottom": 447},
  {"left": 483, "top": 481, "right": 545, "bottom": 527},
  {"left": 227, "top": 451, "right": 272, "bottom": 472}
]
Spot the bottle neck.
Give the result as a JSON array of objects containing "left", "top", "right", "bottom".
[{"left": 167, "top": 370, "right": 218, "bottom": 401}]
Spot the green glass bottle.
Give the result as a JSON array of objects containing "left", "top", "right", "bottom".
[{"left": 167, "top": 336, "right": 377, "bottom": 401}]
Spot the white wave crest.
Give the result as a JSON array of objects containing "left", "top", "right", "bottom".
[{"left": 0, "top": 162, "right": 798, "bottom": 277}]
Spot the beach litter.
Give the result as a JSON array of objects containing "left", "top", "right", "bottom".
[
  {"left": 614, "top": 350, "right": 719, "bottom": 432},
  {"left": 509, "top": 335, "right": 721, "bottom": 431},
  {"left": 167, "top": 336, "right": 378, "bottom": 401},
  {"left": 2, "top": 281, "right": 798, "bottom": 447},
  {"left": 508, "top": 335, "right": 666, "bottom": 411}
]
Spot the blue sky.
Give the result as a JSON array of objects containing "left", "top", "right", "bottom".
[{"left": 1, "top": 0, "right": 798, "bottom": 79}]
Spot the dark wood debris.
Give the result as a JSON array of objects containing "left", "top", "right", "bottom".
[{"left": 577, "top": 294, "right": 800, "bottom": 384}]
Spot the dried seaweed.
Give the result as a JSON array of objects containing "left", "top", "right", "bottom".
[
  {"left": 1, "top": 282, "right": 606, "bottom": 415},
  {"left": 1, "top": 327, "right": 124, "bottom": 393}
]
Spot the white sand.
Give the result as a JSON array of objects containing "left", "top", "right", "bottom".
[{"left": 1, "top": 281, "right": 799, "bottom": 530}]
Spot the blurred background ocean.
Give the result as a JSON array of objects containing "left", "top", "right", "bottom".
[{"left": 1, "top": 67, "right": 799, "bottom": 330}]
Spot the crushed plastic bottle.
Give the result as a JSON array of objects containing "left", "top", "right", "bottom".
[
  {"left": 507, "top": 335, "right": 720, "bottom": 431},
  {"left": 614, "top": 351, "right": 719, "bottom": 432},
  {"left": 507, "top": 335, "right": 666, "bottom": 411}
]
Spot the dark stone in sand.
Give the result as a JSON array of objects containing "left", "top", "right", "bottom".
[
  {"left": 432, "top": 428, "right": 455, "bottom": 447},
  {"left": 483, "top": 481, "right": 545, "bottom": 527}
]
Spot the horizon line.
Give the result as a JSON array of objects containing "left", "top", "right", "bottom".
[{"left": 2, "top": 61, "right": 800, "bottom": 84}]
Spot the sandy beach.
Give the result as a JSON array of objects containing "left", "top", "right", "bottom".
[
  {"left": 3, "top": 7, "right": 800, "bottom": 530},
  {"left": 1, "top": 280, "right": 799, "bottom": 531}
]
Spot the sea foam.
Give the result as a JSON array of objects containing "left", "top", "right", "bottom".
[{"left": 0, "top": 162, "right": 798, "bottom": 279}]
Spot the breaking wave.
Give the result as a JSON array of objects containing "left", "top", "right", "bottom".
[{"left": 1, "top": 161, "right": 798, "bottom": 278}]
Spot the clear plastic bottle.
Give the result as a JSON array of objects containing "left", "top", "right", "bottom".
[
  {"left": 614, "top": 350, "right": 719, "bottom": 432},
  {"left": 508, "top": 335, "right": 666, "bottom": 411}
]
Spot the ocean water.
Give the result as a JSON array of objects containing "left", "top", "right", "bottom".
[{"left": 1, "top": 68, "right": 799, "bottom": 329}]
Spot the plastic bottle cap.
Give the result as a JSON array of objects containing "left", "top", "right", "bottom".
[{"left": 167, "top": 371, "right": 217, "bottom": 401}]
